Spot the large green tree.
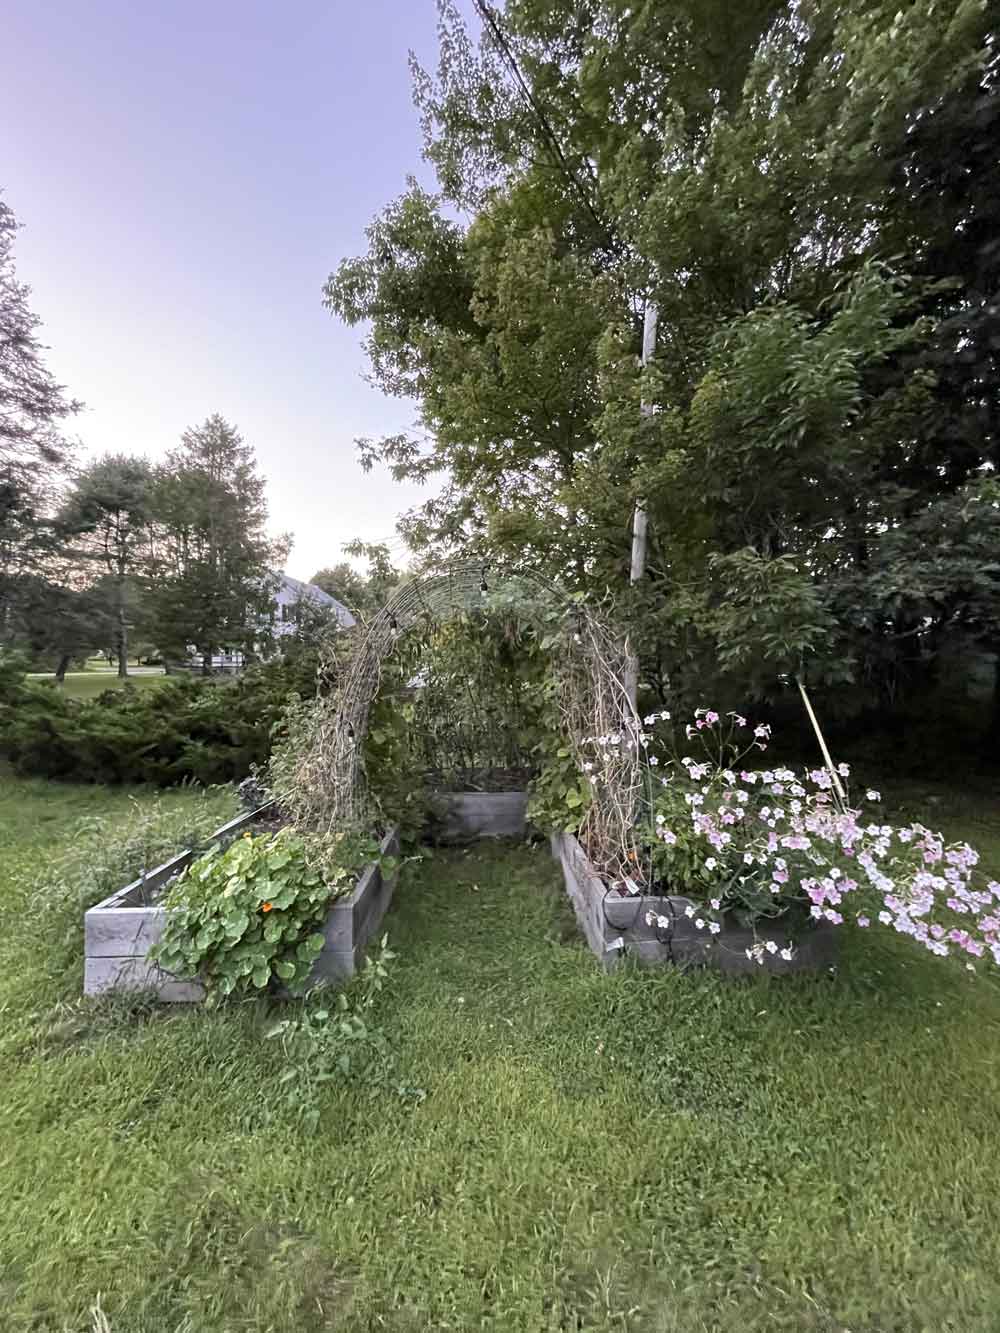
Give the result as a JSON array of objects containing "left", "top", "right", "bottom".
[
  {"left": 147, "top": 416, "right": 288, "bottom": 671},
  {"left": 60, "top": 453, "right": 154, "bottom": 677},
  {"left": 311, "top": 542, "right": 401, "bottom": 620},
  {"left": 326, "top": 0, "right": 996, "bottom": 729},
  {"left": 0, "top": 197, "right": 78, "bottom": 637}
]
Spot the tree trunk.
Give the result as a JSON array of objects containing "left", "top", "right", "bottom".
[
  {"left": 202, "top": 650, "right": 213, "bottom": 676},
  {"left": 54, "top": 653, "right": 71, "bottom": 684},
  {"left": 116, "top": 566, "right": 129, "bottom": 678}
]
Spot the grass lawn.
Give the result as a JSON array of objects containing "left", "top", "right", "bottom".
[
  {"left": 26, "top": 670, "right": 169, "bottom": 701},
  {"left": 2, "top": 775, "right": 1000, "bottom": 1331}
]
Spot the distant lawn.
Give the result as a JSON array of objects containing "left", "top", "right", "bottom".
[
  {"left": 28, "top": 670, "right": 168, "bottom": 700},
  {"left": 2, "top": 773, "right": 1000, "bottom": 1331}
]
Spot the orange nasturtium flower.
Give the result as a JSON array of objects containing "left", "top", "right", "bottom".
[{"left": 261, "top": 901, "right": 273, "bottom": 913}]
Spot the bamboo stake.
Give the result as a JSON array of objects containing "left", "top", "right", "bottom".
[{"left": 796, "top": 676, "right": 848, "bottom": 806}]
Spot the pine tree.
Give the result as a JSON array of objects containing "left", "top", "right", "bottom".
[
  {"left": 61, "top": 453, "right": 154, "bottom": 677},
  {"left": 147, "top": 415, "right": 288, "bottom": 670},
  {"left": 0, "top": 197, "right": 79, "bottom": 636}
]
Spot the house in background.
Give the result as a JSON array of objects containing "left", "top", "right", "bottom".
[
  {"left": 274, "top": 573, "right": 355, "bottom": 634},
  {"left": 176, "top": 573, "right": 356, "bottom": 673}
]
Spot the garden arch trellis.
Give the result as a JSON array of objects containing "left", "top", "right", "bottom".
[{"left": 293, "top": 560, "right": 650, "bottom": 878}]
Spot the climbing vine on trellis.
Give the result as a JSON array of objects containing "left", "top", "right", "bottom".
[{"left": 285, "top": 561, "right": 648, "bottom": 878}]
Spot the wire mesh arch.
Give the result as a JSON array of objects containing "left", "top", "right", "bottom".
[{"left": 289, "top": 560, "right": 648, "bottom": 878}]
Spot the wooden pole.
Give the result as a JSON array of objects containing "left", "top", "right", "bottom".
[
  {"left": 625, "top": 299, "right": 658, "bottom": 711},
  {"left": 796, "top": 676, "right": 848, "bottom": 806}
]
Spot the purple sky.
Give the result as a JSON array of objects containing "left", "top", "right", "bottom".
[{"left": 5, "top": 0, "right": 453, "bottom": 580}]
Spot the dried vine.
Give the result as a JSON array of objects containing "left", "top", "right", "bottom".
[{"left": 286, "top": 561, "right": 648, "bottom": 880}]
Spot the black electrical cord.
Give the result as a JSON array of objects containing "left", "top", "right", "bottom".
[{"left": 471, "top": 0, "right": 623, "bottom": 260}]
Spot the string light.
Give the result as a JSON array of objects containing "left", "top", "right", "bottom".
[
  {"left": 480, "top": 564, "right": 490, "bottom": 593},
  {"left": 389, "top": 613, "right": 399, "bottom": 631}
]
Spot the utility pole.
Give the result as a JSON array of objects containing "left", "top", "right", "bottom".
[{"left": 625, "top": 298, "right": 658, "bottom": 711}]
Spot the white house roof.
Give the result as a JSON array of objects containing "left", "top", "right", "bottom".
[{"left": 276, "top": 573, "right": 356, "bottom": 628}]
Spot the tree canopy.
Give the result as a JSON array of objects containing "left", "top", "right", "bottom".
[
  {"left": 325, "top": 0, "right": 998, "bottom": 737},
  {"left": 146, "top": 415, "right": 289, "bottom": 671},
  {"left": 0, "top": 197, "right": 78, "bottom": 632}
]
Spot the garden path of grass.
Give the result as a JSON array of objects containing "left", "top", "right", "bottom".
[
  {"left": 27, "top": 670, "right": 169, "bottom": 700},
  {"left": 2, "top": 776, "right": 1000, "bottom": 1331}
]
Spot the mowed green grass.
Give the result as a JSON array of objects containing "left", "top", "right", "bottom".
[
  {"left": 27, "top": 670, "right": 169, "bottom": 700},
  {"left": 2, "top": 776, "right": 1000, "bottom": 1331}
]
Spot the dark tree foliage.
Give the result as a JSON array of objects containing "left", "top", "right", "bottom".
[
  {"left": 324, "top": 0, "right": 998, "bottom": 753},
  {"left": 0, "top": 197, "right": 79, "bottom": 634},
  {"left": 60, "top": 453, "right": 155, "bottom": 677},
  {"left": 146, "top": 415, "right": 289, "bottom": 670}
]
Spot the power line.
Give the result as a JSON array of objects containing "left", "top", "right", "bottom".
[{"left": 471, "top": 0, "right": 623, "bottom": 259}]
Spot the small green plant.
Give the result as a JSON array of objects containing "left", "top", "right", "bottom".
[
  {"left": 527, "top": 746, "right": 591, "bottom": 833},
  {"left": 151, "top": 827, "right": 380, "bottom": 998},
  {"left": 266, "top": 936, "right": 403, "bottom": 1129}
]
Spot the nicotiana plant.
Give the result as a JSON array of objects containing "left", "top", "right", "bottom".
[{"left": 584, "top": 709, "right": 1000, "bottom": 971}]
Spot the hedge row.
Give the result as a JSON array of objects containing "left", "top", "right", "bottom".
[{"left": 0, "top": 655, "right": 319, "bottom": 786}]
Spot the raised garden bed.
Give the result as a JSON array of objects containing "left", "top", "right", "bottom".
[
  {"left": 551, "top": 830, "right": 837, "bottom": 976},
  {"left": 435, "top": 790, "right": 529, "bottom": 841},
  {"left": 84, "top": 807, "right": 400, "bottom": 1001}
]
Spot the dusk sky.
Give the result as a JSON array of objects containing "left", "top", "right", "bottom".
[{"left": 5, "top": 0, "right": 457, "bottom": 580}]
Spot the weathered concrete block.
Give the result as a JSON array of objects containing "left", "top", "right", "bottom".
[
  {"left": 83, "top": 955, "right": 205, "bottom": 1003},
  {"left": 550, "top": 832, "right": 837, "bottom": 975},
  {"left": 437, "top": 791, "right": 528, "bottom": 840}
]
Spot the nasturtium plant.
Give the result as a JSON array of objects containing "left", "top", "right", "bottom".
[{"left": 150, "top": 827, "right": 380, "bottom": 998}]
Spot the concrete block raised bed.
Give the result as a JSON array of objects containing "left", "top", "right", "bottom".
[
  {"left": 551, "top": 831, "right": 836, "bottom": 975},
  {"left": 84, "top": 811, "right": 400, "bottom": 1001},
  {"left": 436, "top": 790, "right": 529, "bottom": 841}
]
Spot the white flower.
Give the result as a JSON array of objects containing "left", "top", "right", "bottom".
[
  {"left": 684, "top": 904, "right": 695, "bottom": 918},
  {"left": 649, "top": 755, "right": 659, "bottom": 766},
  {"left": 779, "top": 947, "right": 794, "bottom": 962},
  {"left": 705, "top": 857, "right": 717, "bottom": 871},
  {"left": 660, "top": 710, "right": 671, "bottom": 721},
  {"left": 764, "top": 940, "right": 778, "bottom": 954},
  {"left": 710, "top": 898, "right": 721, "bottom": 910},
  {"left": 695, "top": 918, "right": 705, "bottom": 930},
  {"left": 866, "top": 789, "right": 881, "bottom": 802},
  {"left": 878, "top": 910, "right": 892, "bottom": 925},
  {"left": 744, "top": 948, "right": 754, "bottom": 960},
  {"left": 708, "top": 921, "right": 721, "bottom": 935},
  {"left": 644, "top": 714, "right": 657, "bottom": 726}
]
